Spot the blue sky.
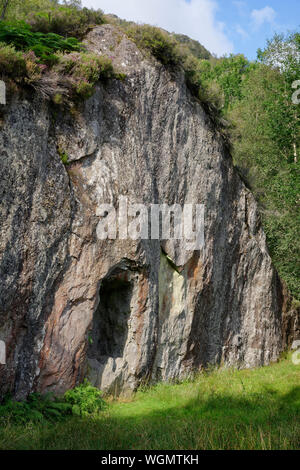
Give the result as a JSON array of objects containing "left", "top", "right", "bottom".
[
  {"left": 216, "top": 0, "right": 300, "bottom": 59},
  {"left": 82, "top": 0, "right": 300, "bottom": 59}
]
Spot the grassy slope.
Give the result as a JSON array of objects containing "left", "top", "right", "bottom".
[{"left": 0, "top": 355, "right": 299, "bottom": 450}]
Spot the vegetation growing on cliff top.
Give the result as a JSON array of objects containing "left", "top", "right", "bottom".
[
  {"left": 0, "top": 0, "right": 105, "bottom": 38},
  {"left": 0, "top": 0, "right": 116, "bottom": 101},
  {"left": 0, "top": 356, "right": 299, "bottom": 450}
]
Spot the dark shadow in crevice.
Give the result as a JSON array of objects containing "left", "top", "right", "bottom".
[{"left": 88, "top": 275, "right": 133, "bottom": 365}]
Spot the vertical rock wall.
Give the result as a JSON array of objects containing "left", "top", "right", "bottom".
[{"left": 0, "top": 25, "right": 296, "bottom": 399}]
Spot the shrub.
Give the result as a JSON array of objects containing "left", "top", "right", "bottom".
[
  {"left": 29, "top": 51, "right": 122, "bottom": 103},
  {"left": 180, "top": 53, "right": 202, "bottom": 93},
  {"left": 3, "top": 1, "right": 105, "bottom": 39},
  {"left": 0, "top": 42, "right": 26, "bottom": 77},
  {"left": 23, "top": 50, "right": 47, "bottom": 83},
  {"left": 0, "top": 21, "right": 87, "bottom": 90},
  {"left": 198, "top": 80, "right": 225, "bottom": 112},
  {"left": 0, "top": 382, "right": 105, "bottom": 424},
  {"left": 0, "top": 393, "right": 72, "bottom": 425},
  {"left": 0, "top": 43, "right": 45, "bottom": 83},
  {"left": 57, "top": 51, "right": 114, "bottom": 82},
  {"left": 126, "top": 25, "right": 180, "bottom": 67},
  {"left": 53, "top": 52, "right": 115, "bottom": 99},
  {"left": 64, "top": 380, "right": 105, "bottom": 417},
  {"left": 173, "top": 33, "right": 211, "bottom": 60},
  {"left": 26, "top": 6, "right": 105, "bottom": 39}
]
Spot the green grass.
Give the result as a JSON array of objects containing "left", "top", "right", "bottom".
[{"left": 0, "top": 355, "right": 299, "bottom": 450}]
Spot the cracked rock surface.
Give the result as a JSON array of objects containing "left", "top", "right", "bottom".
[{"left": 0, "top": 25, "right": 296, "bottom": 399}]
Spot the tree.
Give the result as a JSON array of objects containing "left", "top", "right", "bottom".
[
  {"left": 0, "top": 0, "right": 11, "bottom": 20},
  {"left": 227, "top": 33, "right": 300, "bottom": 299},
  {"left": 0, "top": 0, "right": 60, "bottom": 22},
  {"left": 198, "top": 54, "right": 256, "bottom": 112},
  {"left": 257, "top": 32, "right": 300, "bottom": 162},
  {"left": 198, "top": 31, "right": 300, "bottom": 298}
]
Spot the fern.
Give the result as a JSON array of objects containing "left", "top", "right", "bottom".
[
  {"left": 0, "top": 382, "right": 105, "bottom": 424},
  {"left": 0, "top": 21, "right": 82, "bottom": 62}
]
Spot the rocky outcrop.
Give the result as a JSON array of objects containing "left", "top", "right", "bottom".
[{"left": 0, "top": 25, "right": 295, "bottom": 399}]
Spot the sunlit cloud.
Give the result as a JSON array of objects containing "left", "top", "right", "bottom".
[{"left": 251, "top": 6, "right": 276, "bottom": 29}]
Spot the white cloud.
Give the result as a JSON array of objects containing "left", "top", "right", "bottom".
[
  {"left": 82, "top": 0, "right": 234, "bottom": 56},
  {"left": 250, "top": 6, "right": 276, "bottom": 29},
  {"left": 236, "top": 25, "right": 249, "bottom": 39}
]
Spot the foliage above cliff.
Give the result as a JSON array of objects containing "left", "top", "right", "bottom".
[
  {"left": 0, "top": 2, "right": 121, "bottom": 102},
  {"left": 172, "top": 33, "right": 211, "bottom": 60},
  {"left": 0, "top": 30, "right": 118, "bottom": 102},
  {"left": 0, "top": 20, "right": 82, "bottom": 62},
  {"left": 0, "top": 1, "right": 213, "bottom": 108},
  {"left": 107, "top": 13, "right": 211, "bottom": 61},
  {"left": 126, "top": 24, "right": 180, "bottom": 67},
  {"left": 0, "top": 0, "right": 105, "bottom": 38}
]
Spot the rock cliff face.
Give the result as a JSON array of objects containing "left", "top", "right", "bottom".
[{"left": 0, "top": 25, "right": 295, "bottom": 399}]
